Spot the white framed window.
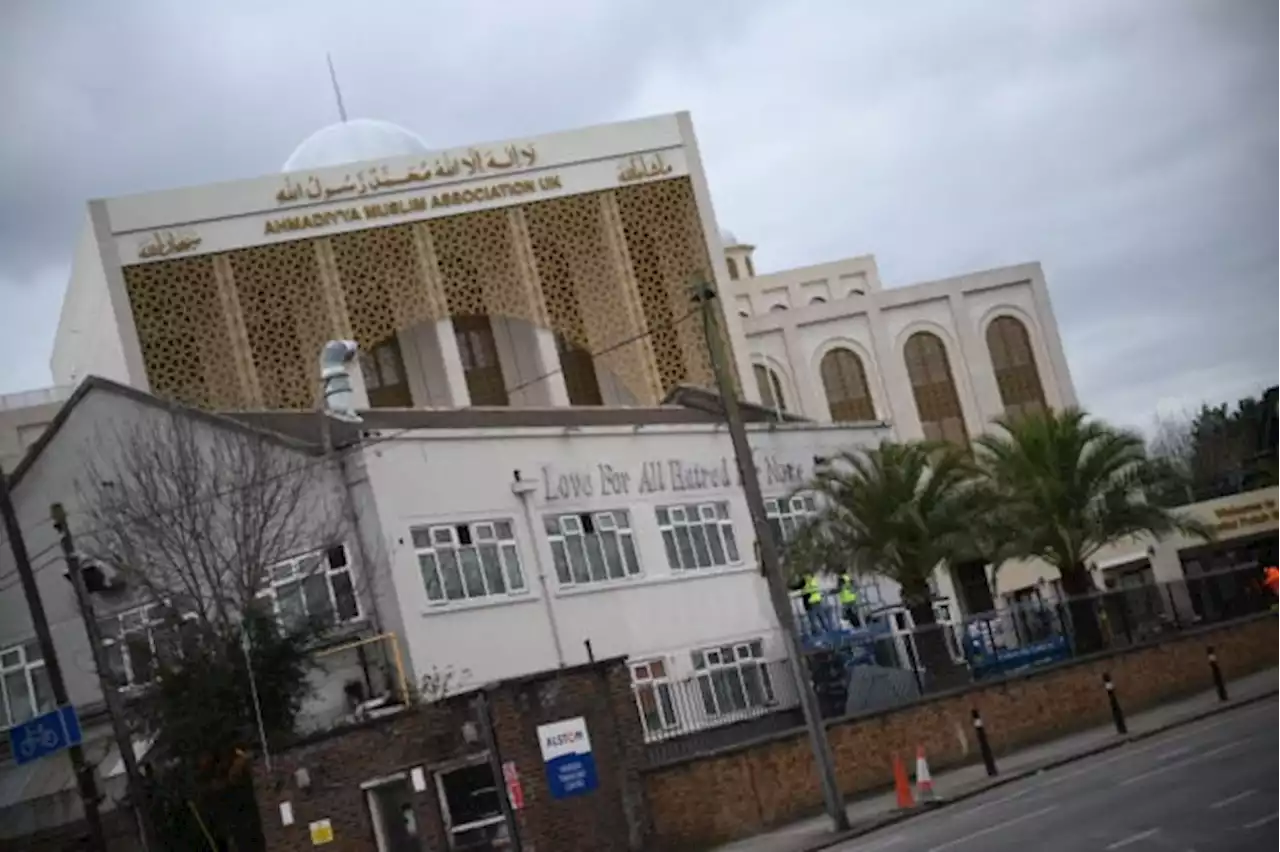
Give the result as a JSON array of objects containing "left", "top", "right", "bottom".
[
  {"left": 259, "top": 545, "right": 360, "bottom": 629},
  {"left": 413, "top": 520, "right": 526, "bottom": 605},
  {"left": 1, "top": 641, "right": 52, "bottom": 728},
  {"left": 692, "top": 640, "right": 774, "bottom": 717},
  {"left": 98, "top": 603, "right": 199, "bottom": 688},
  {"left": 764, "top": 493, "right": 817, "bottom": 545},
  {"left": 545, "top": 509, "right": 641, "bottom": 586},
  {"left": 656, "top": 501, "right": 741, "bottom": 571},
  {"left": 630, "top": 659, "right": 677, "bottom": 736}
]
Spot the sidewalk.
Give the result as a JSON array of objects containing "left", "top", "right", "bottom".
[{"left": 711, "top": 667, "right": 1279, "bottom": 852}]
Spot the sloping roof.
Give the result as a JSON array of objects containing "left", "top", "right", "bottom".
[
  {"left": 2, "top": 376, "right": 325, "bottom": 491},
  {"left": 662, "top": 384, "right": 811, "bottom": 424}
]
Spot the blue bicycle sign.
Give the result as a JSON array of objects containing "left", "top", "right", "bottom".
[{"left": 7, "top": 706, "right": 83, "bottom": 766}]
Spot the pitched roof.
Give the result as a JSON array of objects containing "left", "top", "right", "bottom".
[{"left": 2, "top": 376, "right": 324, "bottom": 491}]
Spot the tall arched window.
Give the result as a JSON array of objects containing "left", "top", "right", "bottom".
[
  {"left": 903, "top": 332, "right": 969, "bottom": 445},
  {"left": 819, "top": 348, "right": 876, "bottom": 422},
  {"left": 753, "top": 364, "right": 787, "bottom": 412},
  {"left": 726, "top": 257, "right": 740, "bottom": 280},
  {"left": 986, "top": 316, "right": 1047, "bottom": 421}
]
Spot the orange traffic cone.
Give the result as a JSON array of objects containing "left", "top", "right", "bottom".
[
  {"left": 893, "top": 752, "right": 915, "bottom": 809},
  {"left": 914, "top": 746, "right": 936, "bottom": 803}
]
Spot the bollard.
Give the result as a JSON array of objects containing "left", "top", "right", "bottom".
[
  {"left": 1207, "top": 645, "right": 1229, "bottom": 702},
  {"left": 971, "top": 708, "right": 998, "bottom": 777},
  {"left": 1103, "top": 672, "right": 1127, "bottom": 735}
]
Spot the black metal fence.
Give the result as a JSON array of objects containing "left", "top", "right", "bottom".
[{"left": 636, "top": 564, "right": 1275, "bottom": 765}]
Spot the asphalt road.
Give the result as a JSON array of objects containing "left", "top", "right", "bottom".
[{"left": 836, "top": 699, "right": 1279, "bottom": 852}]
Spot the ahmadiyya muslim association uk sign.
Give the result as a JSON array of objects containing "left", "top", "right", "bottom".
[{"left": 537, "top": 716, "right": 598, "bottom": 800}]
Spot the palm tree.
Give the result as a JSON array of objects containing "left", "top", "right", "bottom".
[
  {"left": 975, "top": 407, "right": 1212, "bottom": 653},
  {"left": 790, "top": 441, "right": 978, "bottom": 686}
]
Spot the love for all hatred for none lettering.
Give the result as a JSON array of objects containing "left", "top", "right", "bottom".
[{"left": 541, "top": 454, "right": 807, "bottom": 504}]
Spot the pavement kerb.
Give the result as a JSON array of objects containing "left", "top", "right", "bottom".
[{"left": 789, "top": 687, "right": 1280, "bottom": 852}]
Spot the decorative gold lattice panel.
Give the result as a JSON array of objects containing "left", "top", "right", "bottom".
[
  {"left": 329, "top": 224, "right": 435, "bottom": 352},
  {"left": 227, "top": 239, "right": 332, "bottom": 409},
  {"left": 614, "top": 177, "right": 731, "bottom": 397},
  {"left": 427, "top": 209, "right": 545, "bottom": 327},
  {"left": 523, "top": 192, "right": 659, "bottom": 404},
  {"left": 122, "top": 255, "right": 243, "bottom": 409}
]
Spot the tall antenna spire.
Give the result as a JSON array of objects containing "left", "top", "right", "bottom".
[{"left": 326, "top": 52, "right": 348, "bottom": 123}]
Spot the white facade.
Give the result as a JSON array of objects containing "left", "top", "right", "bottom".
[
  {"left": 353, "top": 417, "right": 892, "bottom": 691},
  {"left": 725, "top": 247, "right": 1078, "bottom": 440}
]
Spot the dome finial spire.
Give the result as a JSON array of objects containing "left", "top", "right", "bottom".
[{"left": 326, "top": 52, "right": 348, "bottom": 123}]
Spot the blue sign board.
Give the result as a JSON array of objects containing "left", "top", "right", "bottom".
[
  {"left": 537, "top": 716, "right": 598, "bottom": 800},
  {"left": 8, "top": 705, "right": 83, "bottom": 766}
]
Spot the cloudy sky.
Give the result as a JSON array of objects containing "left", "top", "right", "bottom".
[{"left": 0, "top": 0, "right": 1274, "bottom": 430}]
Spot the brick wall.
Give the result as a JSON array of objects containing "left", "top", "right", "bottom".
[
  {"left": 644, "top": 615, "right": 1278, "bottom": 851},
  {"left": 251, "top": 657, "right": 650, "bottom": 852}
]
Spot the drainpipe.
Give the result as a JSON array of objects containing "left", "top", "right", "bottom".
[{"left": 511, "top": 470, "right": 566, "bottom": 667}]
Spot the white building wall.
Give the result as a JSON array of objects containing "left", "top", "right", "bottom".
[
  {"left": 49, "top": 216, "right": 131, "bottom": 388},
  {"left": 735, "top": 259, "right": 1075, "bottom": 442},
  {"left": 359, "top": 421, "right": 890, "bottom": 691}
]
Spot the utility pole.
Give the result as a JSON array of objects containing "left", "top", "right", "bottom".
[
  {"left": 0, "top": 468, "right": 107, "bottom": 851},
  {"left": 693, "top": 281, "right": 849, "bottom": 831},
  {"left": 51, "top": 502, "right": 159, "bottom": 852}
]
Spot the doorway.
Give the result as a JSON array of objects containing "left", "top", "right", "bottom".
[
  {"left": 434, "top": 756, "right": 509, "bottom": 850},
  {"left": 364, "top": 775, "right": 422, "bottom": 852}
]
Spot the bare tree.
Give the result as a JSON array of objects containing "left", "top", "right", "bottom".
[{"left": 77, "top": 410, "right": 346, "bottom": 641}]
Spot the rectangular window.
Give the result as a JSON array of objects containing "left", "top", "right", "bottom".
[
  {"left": 691, "top": 640, "right": 774, "bottom": 717},
  {"left": 655, "top": 501, "right": 741, "bottom": 571},
  {"left": 630, "top": 659, "right": 677, "bottom": 736},
  {"left": 258, "top": 544, "right": 361, "bottom": 630},
  {"left": 764, "top": 493, "right": 817, "bottom": 545},
  {"left": 413, "top": 520, "right": 526, "bottom": 605},
  {"left": 544, "top": 509, "right": 641, "bottom": 587},
  {"left": 0, "top": 641, "right": 52, "bottom": 728},
  {"left": 97, "top": 603, "right": 199, "bottom": 688}
]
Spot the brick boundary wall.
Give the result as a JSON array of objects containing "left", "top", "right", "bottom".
[
  {"left": 643, "top": 614, "right": 1278, "bottom": 850},
  {"left": 252, "top": 657, "right": 651, "bottom": 852}
]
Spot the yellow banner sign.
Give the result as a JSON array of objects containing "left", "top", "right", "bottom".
[{"left": 263, "top": 174, "right": 564, "bottom": 235}]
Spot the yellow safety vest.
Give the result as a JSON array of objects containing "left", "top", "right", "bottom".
[
  {"left": 838, "top": 574, "right": 858, "bottom": 605},
  {"left": 802, "top": 574, "right": 822, "bottom": 604}
]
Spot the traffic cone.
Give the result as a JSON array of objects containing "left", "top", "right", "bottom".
[
  {"left": 892, "top": 752, "right": 915, "bottom": 809},
  {"left": 914, "top": 746, "right": 936, "bottom": 803}
]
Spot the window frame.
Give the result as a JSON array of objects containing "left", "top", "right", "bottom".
[
  {"left": 0, "top": 641, "right": 51, "bottom": 729},
  {"left": 257, "top": 544, "right": 361, "bottom": 631},
  {"left": 655, "top": 501, "right": 742, "bottom": 572},
  {"left": 691, "top": 640, "right": 775, "bottom": 718},
  {"left": 630, "top": 658, "right": 678, "bottom": 736},
  {"left": 544, "top": 509, "right": 642, "bottom": 588},
  {"left": 819, "top": 347, "right": 877, "bottom": 423},
  {"left": 764, "top": 493, "right": 817, "bottom": 547},
  {"left": 98, "top": 601, "right": 201, "bottom": 689},
  {"left": 412, "top": 519, "right": 527, "bottom": 607}
]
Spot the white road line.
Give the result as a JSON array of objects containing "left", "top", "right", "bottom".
[
  {"left": 1210, "top": 789, "right": 1256, "bottom": 809},
  {"left": 925, "top": 805, "right": 1058, "bottom": 852},
  {"left": 1105, "top": 828, "right": 1159, "bottom": 850},
  {"left": 1243, "top": 812, "right": 1278, "bottom": 829},
  {"left": 1118, "top": 739, "right": 1248, "bottom": 787},
  {"left": 1152, "top": 746, "right": 1193, "bottom": 761}
]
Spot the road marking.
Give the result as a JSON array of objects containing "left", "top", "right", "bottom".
[
  {"left": 1152, "top": 746, "right": 1193, "bottom": 761},
  {"left": 1118, "top": 739, "right": 1248, "bottom": 787},
  {"left": 1243, "top": 812, "right": 1277, "bottom": 829},
  {"left": 857, "top": 834, "right": 906, "bottom": 851},
  {"left": 1105, "top": 828, "right": 1158, "bottom": 849},
  {"left": 1210, "top": 789, "right": 1256, "bottom": 809},
  {"left": 925, "top": 805, "right": 1058, "bottom": 851}
]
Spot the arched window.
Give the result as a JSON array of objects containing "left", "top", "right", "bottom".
[
  {"left": 770, "top": 304, "right": 788, "bottom": 313},
  {"left": 903, "top": 332, "right": 968, "bottom": 445},
  {"left": 753, "top": 364, "right": 787, "bottom": 412},
  {"left": 810, "top": 297, "right": 827, "bottom": 305},
  {"left": 726, "top": 257, "right": 740, "bottom": 280},
  {"left": 820, "top": 348, "right": 875, "bottom": 422},
  {"left": 986, "top": 316, "right": 1047, "bottom": 421}
]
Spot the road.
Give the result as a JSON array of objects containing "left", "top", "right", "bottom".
[{"left": 836, "top": 699, "right": 1278, "bottom": 852}]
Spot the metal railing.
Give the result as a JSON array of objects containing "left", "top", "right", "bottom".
[{"left": 635, "top": 564, "right": 1275, "bottom": 764}]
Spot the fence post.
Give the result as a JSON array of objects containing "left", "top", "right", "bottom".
[
  {"left": 1103, "top": 672, "right": 1127, "bottom": 735},
  {"left": 1207, "top": 645, "right": 1229, "bottom": 702},
  {"left": 971, "top": 708, "right": 998, "bottom": 776},
  {"left": 1166, "top": 584, "right": 1182, "bottom": 630}
]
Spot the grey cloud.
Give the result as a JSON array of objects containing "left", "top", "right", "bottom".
[{"left": 0, "top": 0, "right": 1274, "bottom": 434}]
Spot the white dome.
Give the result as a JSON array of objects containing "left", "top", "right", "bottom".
[
  {"left": 720, "top": 228, "right": 740, "bottom": 247},
  {"left": 283, "top": 119, "right": 430, "bottom": 172}
]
